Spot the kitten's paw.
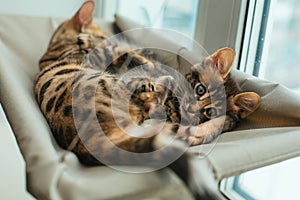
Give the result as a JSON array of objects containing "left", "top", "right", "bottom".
[
  {"left": 135, "top": 82, "right": 155, "bottom": 93},
  {"left": 188, "top": 135, "right": 205, "bottom": 146},
  {"left": 188, "top": 116, "right": 226, "bottom": 145},
  {"left": 187, "top": 126, "right": 216, "bottom": 145},
  {"left": 131, "top": 82, "right": 158, "bottom": 106}
]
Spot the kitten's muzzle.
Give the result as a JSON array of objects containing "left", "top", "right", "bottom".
[{"left": 187, "top": 103, "right": 199, "bottom": 114}]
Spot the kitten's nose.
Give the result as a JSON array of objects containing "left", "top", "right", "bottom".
[
  {"left": 77, "top": 37, "right": 84, "bottom": 46},
  {"left": 187, "top": 103, "right": 199, "bottom": 113}
]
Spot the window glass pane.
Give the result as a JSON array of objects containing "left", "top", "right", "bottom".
[
  {"left": 116, "top": 0, "right": 198, "bottom": 38},
  {"left": 261, "top": 0, "right": 300, "bottom": 92},
  {"left": 230, "top": 157, "right": 300, "bottom": 200}
]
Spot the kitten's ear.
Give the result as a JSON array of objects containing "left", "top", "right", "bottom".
[
  {"left": 72, "top": 1, "right": 95, "bottom": 31},
  {"left": 234, "top": 92, "right": 260, "bottom": 119},
  {"left": 207, "top": 47, "right": 235, "bottom": 79}
]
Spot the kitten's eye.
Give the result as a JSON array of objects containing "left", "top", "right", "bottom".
[
  {"left": 196, "top": 84, "right": 206, "bottom": 96},
  {"left": 206, "top": 108, "right": 217, "bottom": 117}
]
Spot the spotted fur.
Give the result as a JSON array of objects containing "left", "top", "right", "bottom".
[{"left": 34, "top": 1, "right": 260, "bottom": 199}]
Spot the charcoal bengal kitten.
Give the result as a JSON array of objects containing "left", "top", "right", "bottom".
[{"left": 35, "top": 1, "right": 260, "bottom": 199}]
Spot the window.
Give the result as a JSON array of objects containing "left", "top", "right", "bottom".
[
  {"left": 221, "top": 0, "right": 300, "bottom": 198},
  {"left": 98, "top": 0, "right": 246, "bottom": 56},
  {"left": 240, "top": 0, "right": 300, "bottom": 92},
  {"left": 116, "top": 0, "right": 198, "bottom": 39},
  {"left": 261, "top": 0, "right": 300, "bottom": 92},
  {"left": 221, "top": 157, "right": 300, "bottom": 200}
]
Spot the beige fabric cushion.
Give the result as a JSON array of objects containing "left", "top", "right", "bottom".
[
  {"left": 114, "top": 14, "right": 300, "bottom": 180},
  {"left": 0, "top": 15, "right": 194, "bottom": 200}
]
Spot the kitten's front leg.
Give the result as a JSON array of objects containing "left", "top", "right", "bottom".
[
  {"left": 222, "top": 115, "right": 238, "bottom": 133},
  {"left": 188, "top": 116, "right": 226, "bottom": 146}
]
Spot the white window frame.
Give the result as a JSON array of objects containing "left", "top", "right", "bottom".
[
  {"left": 238, "top": 0, "right": 274, "bottom": 75},
  {"left": 220, "top": 1, "right": 278, "bottom": 199},
  {"left": 220, "top": 176, "right": 251, "bottom": 200},
  {"left": 195, "top": 0, "right": 246, "bottom": 57}
]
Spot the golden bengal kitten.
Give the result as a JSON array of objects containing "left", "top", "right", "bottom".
[{"left": 35, "top": 1, "right": 260, "bottom": 199}]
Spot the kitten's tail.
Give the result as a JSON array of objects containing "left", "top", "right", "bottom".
[{"left": 152, "top": 133, "right": 222, "bottom": 200}]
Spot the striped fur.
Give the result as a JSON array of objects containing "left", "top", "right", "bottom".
[{"left": 34, "top": 1, "right": 260, "bottom": 199}]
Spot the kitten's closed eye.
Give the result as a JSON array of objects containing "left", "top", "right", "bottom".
[
  {"left": 141, "top": 85, "right": 146, "bottom": 92},
  {"left": 77, "top": 33, "right": 92, "bottom": 49}
]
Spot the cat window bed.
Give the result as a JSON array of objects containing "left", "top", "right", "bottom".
[{"left": 1, "top": 14, "right": 300, "bottom": 199}]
